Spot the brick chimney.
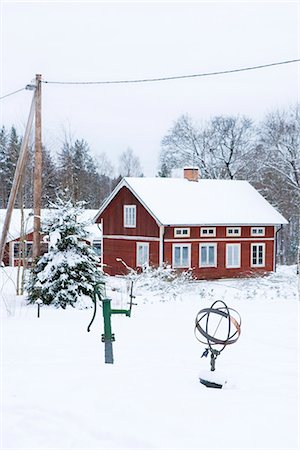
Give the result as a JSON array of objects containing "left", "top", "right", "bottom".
[{"left": 184, "top": 167, "right": 199, "bottom": 182}]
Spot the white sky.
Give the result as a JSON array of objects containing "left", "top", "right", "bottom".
[{"left": 0, "top": 1, "right": 299, "bottom": 176}]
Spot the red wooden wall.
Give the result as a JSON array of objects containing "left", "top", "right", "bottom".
[
  {"left": 99, "top": 187, "right": 159, "bottom": 237},
  {"left": 98, "top": 186, "right": 160, "bottom": 275},
  {"left": 164, "top": 226, "right": 275, "bottom": 279}
]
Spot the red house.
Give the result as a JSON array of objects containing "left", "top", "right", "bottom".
[{"left": 95, "top": 168, "right": 287, "bottom": 279}]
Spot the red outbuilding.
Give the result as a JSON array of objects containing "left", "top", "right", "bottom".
[
  {"left": 0, "top": 209, "right": 101, "bottom": 267},
  {"left": 95, "top": 168, "right": 288, "bottom": 279}
]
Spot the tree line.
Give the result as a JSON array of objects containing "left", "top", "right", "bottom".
[
  {"left": 0, "top": 103, "right": 299, "bottom": 264},
  {"left": 0, "top": 130, "right": 143, "bottom": 209}
]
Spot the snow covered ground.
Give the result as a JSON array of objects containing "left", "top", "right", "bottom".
[{"left": 1, "top": 266, "right": 299, "bottom": 449}]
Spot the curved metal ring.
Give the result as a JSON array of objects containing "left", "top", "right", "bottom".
[{"left": 194, "top": 300, "right": 241, "bottom": 352}]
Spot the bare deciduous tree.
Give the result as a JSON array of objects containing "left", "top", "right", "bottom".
[
  {"left": 119, "top": 147, "right": 143, "bottom": 177},
  {"left": 208, "top": 116, "right": 255, "bottom": 179},
  {"left": 160, "top": 114, "right": 255, "bottom": 180},
  {"left": 96, "top": 152, "right": 114, "bottom": 177},
  {"left": 160, "top": 115, "right": 211, "bottom": 177},
  {"left": 259, "top": 105, "right": 300, "bottom": 192},
  {"left": 255, "top": 104, "right": 300, "bottom": 265}
]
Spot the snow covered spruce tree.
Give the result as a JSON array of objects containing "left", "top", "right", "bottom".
[{"left": 27, "top": 198, "right": 102, "bottom": 308}]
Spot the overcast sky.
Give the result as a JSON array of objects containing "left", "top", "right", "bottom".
[{"left": 1, "top": 1, "right": 299, "bottom": 176}]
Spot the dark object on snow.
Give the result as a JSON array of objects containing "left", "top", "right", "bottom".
[
  {"left": 36, "top": 299, "right": 43, "bottom": 318},
  {"left": 199, "top": 378, "right": 223, "bottom": 389}
]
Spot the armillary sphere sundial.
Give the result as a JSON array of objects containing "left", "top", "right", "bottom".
[{"left": 195, "top": 300, "right": 241, "bottom": 389}]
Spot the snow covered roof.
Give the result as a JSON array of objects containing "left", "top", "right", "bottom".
[
  {"left": 0, "top": 209, "right": 101, "bottom": 242},
  {"left": 97, "top": 177, "right": 288, "bottom": 226},
  {"left": 85, "top": 224, "right": 102, "bottom": 242}
]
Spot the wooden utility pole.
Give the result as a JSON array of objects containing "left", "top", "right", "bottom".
[
  {"left": 33, "top": 74, "right": 42, "bottom": 259},
  {"left": 298, "top": 207, "right": 300, "bottom": 300},
  {"left": 0, "top": 90, "right": 36, "bottom": 265}
]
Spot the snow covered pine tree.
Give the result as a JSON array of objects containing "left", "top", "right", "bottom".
[{"left": 27, "top": 198, "right": 102, "bottom": 308}]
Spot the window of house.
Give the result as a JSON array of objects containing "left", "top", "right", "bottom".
[
  {"left": 124, "top": 205, "right": 136, "bottom": 228},
  {"left": 199, "top": 243, "right": 217, "bottom": 267},
  {"left": 92, "top": 241, "right": 102, "bottom": 257},
  {"left": 172, "top": 244, "right": 191, "bottom": 268},
  {"left": 226, "top": 227, "right": 241, "bottom": 237},
  {"left": 25, "top": 242, "right": 33, "bottom": 258},
  {"left": 174, "top": 228, "right": 190, "bottom": 237},
  {"left": 13, "top": 242, "right": 33, "bottom": 260},
  {"left": 200, "top": 227, "right": 216, "bottom": 237},
  {"left": 13, "top": 242, "right": 22, "bottom": 259},
  {"left": 251, "top": 243, "right": 265, "bottom": 267},
  {"left": 251, "top": 227, "right": 265, "bottom": 237},
  {"left": 226, "top": 243, "right": 241, "bottom": 268},
  {"left": 136, "top": 242, "right": 149, "bottom": 267}
]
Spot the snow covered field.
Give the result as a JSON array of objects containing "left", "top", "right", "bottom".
[{"left": 1, "top": 266, "right": 299, "bottom": 449}]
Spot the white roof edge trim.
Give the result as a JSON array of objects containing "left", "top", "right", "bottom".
[
  {"left": 94, "top": 179, "right": 127, "bottom": 222},
  {"left": 94, "top": 178, "right": 163, "bottom": 226},
  {"left": 163, "top": 222, "right": 288, "bottom": 226}
]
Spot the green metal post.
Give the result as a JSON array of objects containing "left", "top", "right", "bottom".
[
  {"left": 111, "top": 308, "right": 131, "bottom": 317},
  {"left": 102, "top": 298, "right": 114, "bottom": 341},
  {"left": 101, "top": 298, "right": 115, "bottom": 364}
]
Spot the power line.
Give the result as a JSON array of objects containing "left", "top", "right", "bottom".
[
  {"left": 1, "top": 58, "right": 299, "bottom": 100},
  {"left": 42, "top": 59, "right": 300, "bottom": 85},
  {"left": 0, "top": 87, "right": 26, "bottom": 100}
]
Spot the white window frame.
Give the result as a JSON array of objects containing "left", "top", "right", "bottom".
[
  {"left": 226, "top": 243, "right": 241, "bottom": 268},
  {"left": 251, "top": 227, "right": 265, "bottom": 237},
  {"left": 200, "top": 227, "right": 216, "bottom": 237},
  {"left": 226, "top": 227, "right": 241, "bottom": 237},
  {"left": 199, "top": 243, "right": 217, "bottom": 268},
  {"left": 251, "top": 243, "right": 265, "bottom": 267},
  {"left": 124, "top": 205, "right": 136, "bottom": 228},
  {"left": 172, "top": 244, "right": 191, "bottom": 268},
  {"left": 136, "top": 242, "right": 149, "bottom": 267},
  {"left": 174, "top": 228, "right": 190, "bottom": 238},
  {"left": 92, "top": 240, "right": 102, "bottom": 258}
]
